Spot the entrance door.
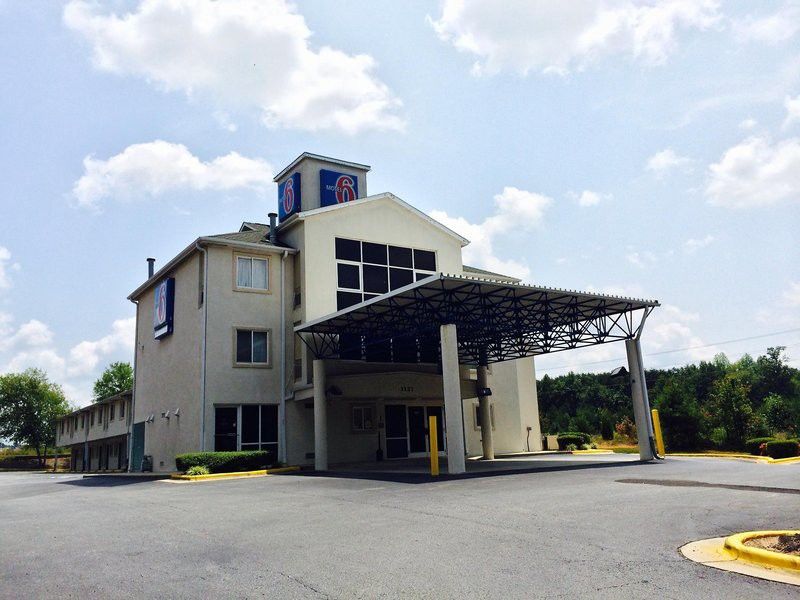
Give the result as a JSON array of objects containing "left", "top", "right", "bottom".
[
  {"left": 131, "top": 422, "right": 145, "bottom": 472},
  {"left": 215, "top": 407, "right": 238, "bottom": 451},
  {"left": 427, "top": 406, "right": 446, "bottom": 454},
  {"left": 408, "top": 406, "right": 427, "bottom": 454},
  {"left": 384, "top": 404, "right": 409, "bottom": 459}
]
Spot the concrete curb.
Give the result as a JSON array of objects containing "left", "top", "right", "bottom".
[
  {"left": 669, "top": 453, "right": 800, "bottom": 464},
  {"left": 170, "top": 466, "right": 300, "bottom": 481},
  {"left": 724, "top": 531, "right": 800, "bottom": 572}
]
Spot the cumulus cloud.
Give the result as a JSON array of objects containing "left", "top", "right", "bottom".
[
  {"left": 72, "top": 140, "right": 273, "bottom": 209},
  {"left": 0, "top": 320, "right": 55, "bottom": 353},
  {"left": 646, "top": 148, "right": 691, "bottom": 176},
  {"left": 63, "top": 0, "right": 403, "bottom": 134},
  {"left": 67, "top": 317, "right": 136, "bottom": 377},
  {"left": 732, "top": 4, "right": 800, "bottom": 45},
  {"left": 430, "top": 187, "right": 552, "bottom": 280},
  {"left": 739, "top": 117, "right": 758, "bottom": 130},
  {"left": 570, "top": 190, "right": 609, "bottom": 207},
  {"left": 626, "top": 250, "right": 658, "bottom": 268},
  {"left": 0, "top": 246, "right": 21, "bottom": 291},
  {"left": 684, "top": 234, "right": 716, "bottom": 253},
  {"left": 784, "top": 94, "right": 800, "bottom": 129},
  {"left": 428, "top": 0, "right": 720, "bottom": 76},
  {"left": 706, "top": 136, "right": 800, "bottom": 208}
]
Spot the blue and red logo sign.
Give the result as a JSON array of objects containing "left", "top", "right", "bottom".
[
  {"left": 278, "top": 172, "right": 301, "bottom": 221},
  {"left": 153, "top": 277, "right": 175, "bottom": 339},
  {"left": 320, "top": 169, "right": 359, "bottom": 207}
]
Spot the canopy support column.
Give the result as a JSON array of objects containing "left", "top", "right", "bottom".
[
  {"left": 477, "top": 361, "right": 494, "bottom": 460},
  {"left": 625, "top": 338, "right": 654, "bottom": 461},
  {"left": 440, "top": 324, "right": 466, "bottom": 474},
  {"left": 313, "top": 359, "right": 328, "bottom": 471}
]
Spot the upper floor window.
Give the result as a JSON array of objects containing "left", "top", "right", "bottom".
[
  {"left": 235, "top": 329, "right": 269, "bottom": 366},
  {"left": 110, "top": 403, "right": 115, "bottom": 421},
  {"left": 236, "top": 255, "right": 269, "bottom": 291},
  {"left": 120, "top": 400, "right": 125, "bottom": 419},
  {"left": 60, "top": 420, "right": 65, "bottom": 434},
  {"left": 335, "top": 238, "right": 437, "bottom": 310}
]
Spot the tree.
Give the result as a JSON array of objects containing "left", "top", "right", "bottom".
[
  {"left": 93, "top": 362, "right": 133, "bottom": 402},
  {"left": 760, "top": 393, "right": 797, "bottom": 435},
  {"left": 709, "top": 373, "right": 754, "bottom": 449},
  {"left": 654, "top": 376, "right": 706, "bottom": 451},
  {"left": 0, "top": 369, "right": 69, "bottom": 465}
]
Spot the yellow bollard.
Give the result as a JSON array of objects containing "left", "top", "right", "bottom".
[
  {"left": 651, "top": 409, "right": 666, "bottom": 457},
  {"left": 429, "top": 415, "right": 439, "bottom": 476}
]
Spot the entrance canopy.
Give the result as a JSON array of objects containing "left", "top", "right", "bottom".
[{"left": 296, "top": 274, "right": 659, "bottom": 366}]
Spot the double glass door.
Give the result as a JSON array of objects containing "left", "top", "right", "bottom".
[{"left": 384, "top": 404, "right": 445, "bottom": 459}]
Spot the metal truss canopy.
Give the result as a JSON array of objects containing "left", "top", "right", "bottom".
[{"left": 295, "top": 274, "right": 659, "bottom": 366}]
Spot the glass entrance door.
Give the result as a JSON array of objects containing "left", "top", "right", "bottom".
[
  {"left": 384, "top": 404, "right": 408, "bottom": 459},
  {"left": 214, "top": 406, "right": 238, "bottom": 451}
]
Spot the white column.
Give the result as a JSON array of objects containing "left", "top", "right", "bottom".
[
  {"left": 440, "top": 324, "right": 466, "bottom": 474},
  {"left": 477, "top": 365, "right": 494, "bottom": 460},
  {"left": 313, "top": 359, "right": 328, "bottom": 471},
  {"left": 625, "top": 338, "right": 654, "bottom": 461}
]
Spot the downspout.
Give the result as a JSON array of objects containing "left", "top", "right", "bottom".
[
  {"left": 278, "top": 249, "right": 289, "bottom": 464},
  {"left": 196, "top": 242, "right": 209, "bottom": 451},
  {"left": 127, "top": 300, "right": 139, "bottom": 471}
]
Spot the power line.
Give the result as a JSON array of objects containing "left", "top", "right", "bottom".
[{"left": 537, "top": 327, "right": 800, "bottom": 373}]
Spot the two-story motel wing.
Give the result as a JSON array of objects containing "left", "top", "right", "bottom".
[{"left": 59, "top": 153, "right": 659, "bottom": 473}]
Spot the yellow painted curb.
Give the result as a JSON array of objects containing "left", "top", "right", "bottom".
[
  {"left": 571, "top": 449, "right": 614, "bottom": 455},
  {"left": 724, "top": 531, "right": 800, "bottom": 572},
  {"left": 171, "top": 466, "right": 300, "bottom": 481},
  {"left": 669, "top": 453, "right": 800, "bottom": 464}
]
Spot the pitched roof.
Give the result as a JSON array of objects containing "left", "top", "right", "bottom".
[
  {"left": 288, "top": 192, "right": 470, "bottom": 247},
  {"left": 462, "top": 265, "right": 520, "bottom": 283},
  {"left": 205, "top": 230, "right": 273, "bottom": 245},
  {"left": 239, "top": 222, "right": 269, "bottom": 233}
]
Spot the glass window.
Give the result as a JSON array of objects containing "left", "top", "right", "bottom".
[
  {"left": 110, "top": 403, "right": 115, "bottom": 420},
  {"left": 352, "top": 406, "right": 375, "bottom": 431},
  {"left": 389, "top": 267, "right": 414, "bottom": 290},
  {"left": 337, "top": 263, "right": 360, "bottom": 290},
  {"left": 120, "top": 401, "right": 125, "bottom": 419},
  {"left": 362, "top": 242, "right": 387, "bottom": 265},
  {"left": 236, "top": 330, "right": 269, "bottom": 364},
  {"left": 388, "top": 246, "right": 413, "bottom": 268},
  {"left": 241, "top": 405, "right": 260, "bottom": 446},
  {"left": 236, "top": 256, "right": 268, "bottom": 290},
  {"left": 363, "top": 264, "right": 388, "bottom": 294},
  {"left": 413, "top": 249, "right": 436, "bottom": 271},
  {"left": 337, "top": 291, "right": 362, "bottom": 310},
  {"left": 335, "top": 238, "right": 360, "bottom": 261}
]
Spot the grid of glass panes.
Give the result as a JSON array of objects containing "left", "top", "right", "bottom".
[
  {"left": 236, "top": 329, "right": 269, "bottom": 364},
  {"left": 335, "top": 238, "right": 437, "bottom": 310}
]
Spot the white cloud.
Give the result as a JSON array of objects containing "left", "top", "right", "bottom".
[
  {"left": 684, "top": 234, "right": 716, "bottom": 253},
  {"left": 0, "top": 320, "right": 55, "bottom": 353},
  {"left": 571, "top": 190, "right": 609, "bottom": 207},
  {"left": 706, "top": 135, "right": 800, "bottom": 208},
  {"left": 64, "top": 0, "right": 403, "bottom": 134},
  {"left": 756, "top": 281, "right": 800, "bottom": 328},
  {"left": 428, "top": 0, "right": 720, "bottom": 76},
  {"left": 430, "top": 186, "right": 552, "bottom": 280},
  {"left": 626, "top": 250, "right": 658, "bottom": 268},
  {"left": 739, "top": 117, "right": 758, "bottom": 130},
  {"left": 784, "top": 94, "right": 800, "bottom": 129},
  {"left": 67, "top": 317, "right": 136, "bottom": 377},
  {"left": 732, "top": 4, "right": 800, "bottom": 45},
  {"left": 0, "top": 246, "right": 21, "bottom": 291},
  {"left": 646, "top": 147, "right": 691, "bottom": 176},
  {"left": 213, "top": 111, "right": 238, "bottom": 133},
  {"left": 72, "top": 140, "right": 273, "bottom": 209}
]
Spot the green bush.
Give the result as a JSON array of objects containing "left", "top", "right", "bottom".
[
  {"left": 186, "top": 465, "right": 210, "bottom": 476},
  {"left": 565, "top": 443, "right": 578, "bottom": 451},
  {"left": 765, "top": 440, "right": 799, "bottom": 459},
  {"left": 557, "top": 432, "right": 590, "bottom": 450},
  {"left": 175, "top": 451, "right": 274, "bottom": 474},
  {"left": 744, "top": 437, "right": 775, "bottom": 455}
]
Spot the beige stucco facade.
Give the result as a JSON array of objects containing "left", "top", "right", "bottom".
[{"left": 124, "top": 153, "right": 542, "bottom": 473}]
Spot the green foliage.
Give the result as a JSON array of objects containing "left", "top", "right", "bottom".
[
  {"left": 92, "top": 362, "right": 133, "bottom": 402},
  {"left": 565, "top": 443, "right": 578, "bottom": 451},
  {"left": 175, "top": 451, "right": 274, "bottom": 473},
  {"left": 186, "top": 465, "right": 210, "bottom": 476},
  {"left": 557, "top": 432, "right": 589, "bottom": 449},
  {"left": 765, "top": 440, "right": 799, "bottom": 459},
  {"left": 745, "top": 437, "right": 775, "bottom": 455},
  {"left": 538, "top": 347, "right": 800, "bottom": 452},
  {"left": 0, "top": 369, "right": 70, "bottom": 465}
]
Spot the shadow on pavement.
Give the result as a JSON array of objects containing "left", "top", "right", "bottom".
[{"left": 57, "top": 475, "right": 169, "bottom": 487}]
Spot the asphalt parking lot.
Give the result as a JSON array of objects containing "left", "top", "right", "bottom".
[{"left": 2, "top": 455, "right": 798, "bottom": 599}]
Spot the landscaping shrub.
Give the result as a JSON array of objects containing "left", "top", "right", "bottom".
[
  {"left": 186, "top": 465, "right": 210, "bottom": 476},
  {"left": 765, "top": 440, "right": 800, "bottom": 459},
  {"left": 557, "top": 432, "right": 590, "bottom": 450},
  {"left": 175, "top": 451, "right": 274, "bottom": 474},
  {"left": 565, "top": 444, "right": 578, "bottom": 451},
  {"left": 744, "top": 437, "right": 775, "bottom": 455}
]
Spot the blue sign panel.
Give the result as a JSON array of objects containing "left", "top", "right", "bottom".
[
  {"left": 278, "top": 172, "right": 301, "bottom": 221},
  {"left": 153, "top": 277, "right": 175, "bottom": 339},
  {"left": 320, "top": 169, "right": 358, "bottom": 207}
]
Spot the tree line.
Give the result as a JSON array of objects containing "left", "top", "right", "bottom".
[{"left": 537, "top": 347, "right": 799, "bottom": 451}]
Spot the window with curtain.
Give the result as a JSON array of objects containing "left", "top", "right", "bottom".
[{"left": 236, "top": 256, "right": 269, "bottom": 290}]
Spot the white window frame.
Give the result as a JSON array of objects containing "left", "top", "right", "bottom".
[
  {"left": 234, "top": 254, "right": 270, "bottom": 292},
  {"left": 351, "top": 404, "right": 377, "bottom": 433}
]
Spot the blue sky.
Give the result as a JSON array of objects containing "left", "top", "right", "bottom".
[{"left": 1, "top": 1, "right": 799, "bottom": 405}]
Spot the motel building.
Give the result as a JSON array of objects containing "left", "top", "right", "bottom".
[{"left": 57, "top": 153, "right": 660, "bottom": 474}]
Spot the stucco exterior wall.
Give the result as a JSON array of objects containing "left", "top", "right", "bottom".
[{"left": 278, "top": 156, "right": 369, "bottom": 214}]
